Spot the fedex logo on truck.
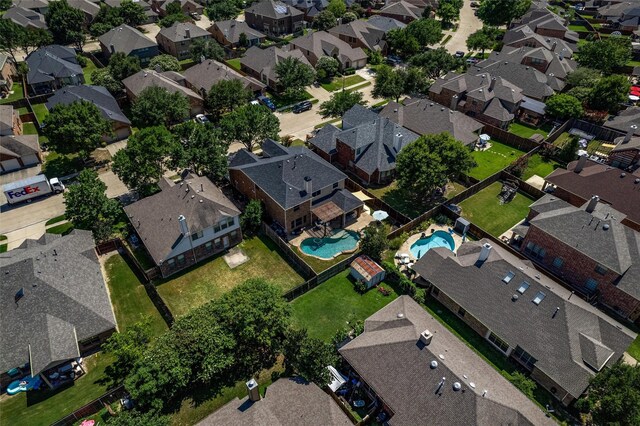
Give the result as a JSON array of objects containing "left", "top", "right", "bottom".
[{"left": 6, "top": 185, "right": 41, "bottom": 199}]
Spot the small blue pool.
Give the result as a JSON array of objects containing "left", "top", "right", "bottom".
[
  {"left": 300, "top": 230, "right": 360, "bottom": 259},
  {"left": 410, "top": 230, "right": 455, "bottom": 258}
]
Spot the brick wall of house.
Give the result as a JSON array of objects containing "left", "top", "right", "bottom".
[
  {"left": 547, "top": 186, "right": 587, "bottom": 209},
  {"left": 430, "top": 288, "right": 490, "bottom": 338},
  {"left": 429, "top": 88, "right": 456, "bottom": 108},
  {"left": 598, "top": 282, "right": 640, "bottom": 321},
  {"left": 78, "top": 328, "right": 116, "bottom": 353},
  {"left": 530, "top": 367, "right": 575, "bottom": 406},
  {"left": 310, "top": 145, "right": 333, "bottom": 163},
  {"left": 230, "top": 168, "right": 287, "bottom": 227},
  {"left": 535, "top": 28, "right": 566, "bottom": 39},
  {"left": 335, "top": 139, "right": 354, "bottom": 170},
  {"left": 520, "top": 56, "right": 549, "bottom": 73},
  {"left": 378, "top": 12, "right": 415, "bottom": 23}
]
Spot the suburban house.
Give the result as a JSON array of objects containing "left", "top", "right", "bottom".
[
  {"left": 122, "top": 69, "right": 204, "bottom": 116},
  {"left": 240, "top": 46, "right": 312, "bottom": 91},
  {"left": 0, "top": 105, "right": 22, "bottom": 136},
  {"left": 604, "top": 106, "right": 640, "bottom": 136},
  {"left": 609, "top": 130, "right": 640, "bottom": 168},
  {"left": 67, "top": 0, "right": 100, "bottom": 25},
  {"left": 0, "top": 230, "right": 117, "bottom": 390},
  {"left": 309, "top": 107, "right": 419, "bottom": 185},
  {"left": 597, "top": 2, "right": 640, "bottom": 31},
  {"left": 502, "top": 26, "right": 576, "bottom": 53},
  {"left": 156, "top": 22, "right": 211, "bottom": 60},
  {"left": 209, "top": 20, "right": 266, "bottom": 48},
  {"left": 152, "top": 0, "right": 203, "bottom": 17},
  {"left": 11, "top": 0, "right": 48, "bottom": 14},
  {"left": 182, "top": 59, "right": 265, "bottom": 98},
  {"left": 378, "top": 0, "right": 425, "bottom": 23},
  {"left": 45, "top": 85, "right": 132, "bottom": 141},
  {"left": 289, "top": 31, "right": 368, "bottom": 69},
  {"left": 99, "top": 25, "right": 159, "bottom": 66},
  {"left": 544, "top": 156, "right": 640, "bottom": 231},
  {"left": 198, "top": 378, "right": 351, "bottom": 425},
  {"left": 380, "top": 99, "right": 485, "bottom": 146},
  {"left": 470, "top": 60, "right": 557, "bottom": 100},
  {"left": 282, "top": 0, "right": 329, "bottom": 22},
  {"left": 2, "top": 5, "right": 47, "bottom": 29},
  {"left": 412, "top": 240, "right": 636, "bottom": 405},
  {"left": 104, "top": 0, "right": 158, "bottom": 23},
  {"left": 481, "top": 44, "right": 577, "bottom": 82},
  {"left": 229, "top": 139, "right": 363, "bottom": 235},
  {"left": 245, "top": 0, "right": 305, "bottom": 36},
  {"left": 339, "top": 296, "right": 555, "bottom": 424},
  {"left": 0, "top": 134, "right": 41, "bottom": 172},
  {"left": 513, "top": 192, "right": 640, "bottom": 322},
  {"left": 350, "top": 255, "right": 385, "bottom": 288},
  {"left": 329, "top": 19, "right": 391, "bottom": 53},
  {"left": 0, "top": 54, "right": 16, "bottom": 97},
  {"left": 510, "top": 7, "right": 579, "bottom": 43},
  {"left": 366, "top": 15, "right": 408, "bottom": 32},
  {"left": 124, "top": 174, "right": 242, "bottom": 277},
  {"left": 24, "top": 45, "right": 84, "bottom": 95}
]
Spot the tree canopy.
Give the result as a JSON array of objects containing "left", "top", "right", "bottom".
[
  {"left": 205, "top": 79, "right": 253, "bottom": 118},
  {"left": 240, "top": 199, "right": 263, "bottom": 235},
  {"left": 0, "top": 20, "right": 52, "bottom": 62},
  {"left": 275, "top": 56, "right": 315, "bottom": 98},
  {"left": 476, "top": 0, "right": 531, "bottom": 26},
  {"left": 545, "top": 94, "right": 584, "bottom": 120},
  {"left": 319, "top": 89, "right": 367, "bottom": 118},
  {"left": 109, "top": 52, "right": 141, "bottom": 81},
  {"left": 314, "top": 10, "right": 337, "bottom": 31},
  {"left": 406, "top": 18, "right": 442, "bottom": 46},
  {"left": 437, "top": 2, "right": 459, "bottom": 25},
  {"left": 170, "top": 121, "right": 229, "bottom": 179},
  {"left": 409, "top": 47, "right": 460, "bottom": 79},
  {"left": 387, "top": 28, "right": 421, "bottom": 58},
  {"left": 45, "top": 0, "right": 85, "bottom": 48},
  {"left": 90, "top": 0, "right": 146, "bottom": 36},
  {"left": 372, "top": 65, "right": 408, "bottom": 102},
  {"left": 190, "top": 38, "right": 225, "bottom": 63},
  {"left": 206, "top": 0, "right": 240, "bottom": 21},
  {"left": 466, "top": 26, "right": 499, "bottom": 55},
  {"left": 131, "top": 86, "right": 190, "bottom": 128},
  {"left": 315, "top": 56, "right": 340, "bottom": 80},
  {"left": 284, "top": 329, "right": 338, "bottom": 384},
  {"left": 220, "top": 104, "right": 280, "bottom": 151},
  {"left": 148, "top": 54, "right": 181, "bottom": 72},
  {"left": 576, "top": 38, "right": 632, "bottom": 74},
  {"left": 360, "top": 222, "right": 390, "bottom": 262},
  {"left": 588, "top": 74, "right": 630, "bottom": 113},
  {"left": 327, "top": 0, "right": 346, "bottom": 17}
]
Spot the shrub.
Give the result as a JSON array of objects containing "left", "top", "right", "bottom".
[
  {"left": 412, "top": 287, "right": 426, "bottom": 304},
  {"left": 344, "top": 67, "right": 356, "bottom": 75},
  {"left": 389, "top": 233, "right": 407, "bottom": 250},
  {"left": 434, "top": 214, "right": 451, "bottom": 226},
  {"left": 76, "top": 54, "right": 88, "bottom": 67},
  {"left": 382, "top": 261, "right": 402, "bottom": 283},
  {"left": 353, "top": 279, "right": 367, "bottom": 294},
  {"left": 509, "top": 372, "right": 536, "bottom": 398}
]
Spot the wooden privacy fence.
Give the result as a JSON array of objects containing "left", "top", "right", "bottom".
[
  {"left": 344, "top": 178, "right": 411, "bottom": 225},
  {"left": 262, "top": 223, "right": 315, "bottom": 279},
  {"left": 50, "top": 385, "right": 127, "bottom": 426},
  {"left": 481, "top": 124, "right": 542, "bottom": 152}
]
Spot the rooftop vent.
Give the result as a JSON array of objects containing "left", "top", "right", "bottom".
[
  {"left": 420, "top": 329, "right": 433, "bottom": 345},
  {"left": 453, "top": 382, "right": 462, "bottom": 391},
  {"left": 246, "top": 378, "right": 260, "bottom": 402},
  {"left": 586, "top": 195, "right": 599, "bottom": 213},
  {"left": 621, "top": 173, "right": 626, "bottom": 177},
  {"left": 635, "top": 178, "right": 640, "bottom": 184},
  {"left": 603, "top": 223, "right": 610, "bottom": 230},
  {"left": 512, "top": 294, "right": 519, "bottom": 301},
  {"left": 430, "top": 360, "right": 438, "bottom": 369},
  {"left": 397, "top": 312, "right": 404, "bottom": 318}
]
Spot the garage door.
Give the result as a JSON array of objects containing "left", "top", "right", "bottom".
[{"left": 1, "top": 159, "right": 20, "bottom": 172}]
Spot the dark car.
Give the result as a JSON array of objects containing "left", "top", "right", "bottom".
[
  {"left": 292, "top": 100, "right": 312, "bottom": 113},
  {"left": 454, "top": 51, "right": 465, "bottom": 58},
  {"left": 386, "top": 55, "right": 402, "bottom": 66},
  {"left": 257, "top": 95, "right": 276, "bottom": 111}
]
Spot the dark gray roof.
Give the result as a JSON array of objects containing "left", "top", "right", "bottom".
[
  {"left": 0, "top": 134, "right": 40, "bottom": 158},
  {"left": 484, "top": 45, "right": 577, "bottom": 79},
  {"left": 379, "top": 0, "right": 423, "bottom": 19},
  {"left": 123, "top": 69, "right": 203, "bottom": 100},
  {"left": 124, "top": 174, "right": 240, "bottom": 265},
  {"left": 308, "top": 123, "right": 341, "bottom": 154},
  {"left": 612, "top": 135, "right": 640, "bottom": 152},
  {"left": 380, "top": 99, "right": 484, "bottom": 145},
  {"left": 604, "top": 106, "right": 640, "bottom": 136},
  {"left": 240, "top": 46, "right": 311, "bottom": 87},
  {"left": 198, "top": 377, "right": 351, "bottom": 425},
  {"left": 340, "top": 296, "right": 554, "bottom": 426},
  {"left": 157, "top": 22, "right": 209, "bottom": 43},
  {"left": 328, "top": 20, "right": 387, "bottom": 51},
  {"left": 319, "top": 188, "right": 362, "bottom": 213},
  {"left": 211, "top": 20, "right": 265, "bottom": 44},
  {"left": 0, "top": 105, "right": 14, "bottom": 135},
  {"left": 413, "top": 240, "right": 636, "bottom": 399},
  {"left": 289, "top": 31, "right": 367, "bottom": 65},
  {"left": 366, "top": 15, "right": 406, "bottom": 31},
  {"left": 0, "top": 230, "right": 116, "bottom": 376},
  {"left": 520, "top": 96, "right": 546, "bottom": 115},
  {"left": 229, "top": 139, "right": 347, "bottom": 209},
  {"left": 2, "top": 5, "right": 46, "bottom": 29},
  {"left": 245, "top": 0, "right": 304, "bottom": 19},
  {"left": 45, "top": 85, "right": 130, "bottom": 126},
  {"left": 182, "top": 59, "right": 265, "bottom": 94},
  {"left": 341, "top": 103, "right": 378, "bottom": 129},
  {"left": 471, "top": 61, "right": 556, "bottom": 100},
  {"left": 99, "top": 25, "right": 157, "bottom": 55},
  {"left": 25, "top": 45, "right": 82, "bottom": 85}
]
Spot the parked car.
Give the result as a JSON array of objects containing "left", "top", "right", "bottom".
[
  {"left": 386, "top": 55, "right": 402, "bottom": 66},
  {"left": 190, "top": 12, "right": 201, "bottom": 20},
  {"left": 470, "top": 1, "right": 479, "bottom": 7},
  {"left": 454, "top": 51, "right": 465, "bottom": 58},
  {"left": 257, "top": 95, "right": 276, "bottom": 111},
  {"left": 292, "top": 100, "right": 312, "bottom": 113},
  {"left": 195, "top": 114, "right": 209, "bottom": 124},
  {"left": 466, "top": 57, "right": 480, "bottom": 65}
]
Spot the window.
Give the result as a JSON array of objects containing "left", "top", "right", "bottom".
[
  {"left": 595, "top": 264, "right": 607, "bottom": 275},
  {"left": 488, "top": 332, "right": 510, "bottom": 354},
  {"left": 333, "top": 182, "right": 339, "bottom": 189},
  {"left": 457, "top": 307, "right": 466, "bottom": 317},
  {"left": 191, "top": 230, "right": 203, "bottom": 240},
  {"left": 293, "top": 206, "right": 300, "bottom": 211},
  {"left": 227, "top": 217, "right": 235, "bottom": 227},
  {"left": 312, "top": 190, "right": 321, "bottom": 197},
  {"left": 585, "top": 278, "right": 598, "bottom": 293},
  {"left": 356, "top": 147, "right": 362, "bottom": 156},
  {"left": 503, "top": 271, "right": 515, "bottom": 283},
  {"left": 552, "top": 257, "right": 564, "bottom": 269},
  {"left": 214, "top": 223, "right": 221, "bottom": 233},
  {"left": 167, "top": 258, "right": 175, "bottom": 265},
  {"left": 177, "top": 254, "right": 185, "bottom": 265},
  {"left": 525, "top": 242, "right": 546, "bottom": 259},
  {"left": 215, "top": 238, "right": 222, "bottom": 249},
  {"left": 205, "top": 241, "right": 213, "bottom": 251},
  {"left": 432, "top": 287, "right": 440, "bottom": 297},
  {"left": 517, "top": 281, "right": 530, "bottom": 294},
  {"left": 532, "top": 291, "right": 546, "bottom": 305},
  {"left": 513, "top": 346, "right": 537, "bottom": 370},
  {"left": 230, "top": 230, "right": 238, "bottom": 240}
]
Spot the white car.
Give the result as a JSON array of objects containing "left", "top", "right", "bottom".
[{"left": 195, "top": 114, "right": 209, "bottom": 124}]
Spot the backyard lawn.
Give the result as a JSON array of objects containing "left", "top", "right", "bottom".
[
  {"left": 156, "top": 235, "right": 303, "bottom": 317},
  {"left": 0, "top": 82, "right": 24, "bottom": 104},
  {"left": 226, "top": 58, "right": 241, "bottom": 71},
  {"left": 628, "top": 335, "right": 640, "bottom": 362},
  {"left": 22, "top": 122, "right": 39, "bottom": 135},
  {"left": 82, "top": 60, "right": 98, "bottom": 84},
  {"left": 321, "top": 74, "right": 365, "bottom": 92},
  {"left": 32, "top": 103, "right": 48, "bottom": 124},
  {"left": 290, "top": 270, "right": 400, "bottom": 341},
  {"left": 468, "top": 141, "right": 525, "bottom": 181},
  {"left": 521, "top": 154, "right": 563, "bottom": 180},
  {"left": 508, "top": 122, "right": 552, "bottom": 139},
  {"left": 459, "top": 181, "right": 536, "bottom": 236}
]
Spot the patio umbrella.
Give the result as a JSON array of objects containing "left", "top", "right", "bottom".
[
  {"left": 630, "top": 95, "right": 640, "bottom": 102},
  {"left": 479, "top": 134, "right": 491, "bottom": 143},
  {"left": 372, "top": 210, "right": 389, "bottom": 221}
]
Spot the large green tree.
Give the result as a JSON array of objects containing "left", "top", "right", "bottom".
[
  {"left": 119, "top": 0, "right": 147, "bottom": 26},
  {"left": 576, "top": 37, "right": 632, "bottom": 74},
  {"left": 406, "top": 18, "right": 442, "bottom": 46},
  {"left": 275, "top": 56, "right": 315, "bottom": 98},
  {"left": 466, "top": 27, "right": 499, "bottom": 56},
  {"left": 327, "top": 0, "right": 346, "bottom": 17},
  {"left": 91, "top": 68, "right": 124, "bottom": 93},
  {"left": 108, "top": 52, "right": 141, "bottom": 81},
  {"left": 314, "top": 9, "right": 338, "bottom": 31},
  {"left": 205, "top": 79, "right": 253, "bottom": 118},
  {"left": 131, "top": 86, "right": 190, "bottom": 128},
  {"left": 190, "top": 38, "right": 225, "bottom": 62},
  {"left": 588, "top": 74, "right": 630, "bottom": 113},
  {"left": 477, "top": 0, "right": 531, "bottom": 26},
  {"left": 360, "top": 222, "right": 390, "bottom": 262},
  {"left": 396, "top": 133, "right": 476, "bottom": 200},
  {"left": 45, "top": 0, "right": 85, "bottom": 48},
  {"left": 372, "top": 65, "right": 407, "bottom": 102},
  {"left": 285, "top": 329, "right": 338, "bottom": 384},
  {"left": 315, "top": 56, "right": 340, "bottom": 80},
  {"left": 437, "top": 2, "right": 459, "bottom": 26},
  {"left": 42, "top": 101, "right": 112, "bottom": 156},
  {"left": 0, "top": 20, "right": 51, "bottom": 62},
  {"left": 206, "top": 0, "right": 239, "bottom": 21},
  {"left": 545, "top": 94, "right": 584, "bottom": 120},
  {"left": 148, "top": 54, "right": 181, "bottom": 72},
  {"left": 319, "top": 90, "right": 366, "bottom": 118},
  {"left": 409, "top": 47, "right": 460, "bottom": 79},
  {"left": 63, "top": 169, "right": 122, "bottom": 241},
  {"left": 240, "top": 199, "right": 263, "bottom": 235},
  {"left": 387, "top": 28, "right": 421, "bottom": 58},
  {"left": 170, "top": 121, "right": 228, "bottom": 179},
  {"left": 220, "top": 104, "right": 280, "bottom": 151},
  {"left": 103, "top": 321, "right": 153, "bottom": 386},
  {"left": 106, "top": 410, "right": 170, "bottom": 426}
]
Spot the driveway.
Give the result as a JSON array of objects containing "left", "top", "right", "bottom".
[{"left": 443, "top": 0, "right": 483, "bottom": 54}]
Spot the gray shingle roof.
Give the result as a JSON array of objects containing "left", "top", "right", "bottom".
[
  {"left": 0, "top": 134, "right": 40, "bottom": 158},
  {"left": 379, "top": 0, "right": 423, "bottom": 19},
  {"left": 25, "top": 45, "right": 82, "bottom": 85},
  {"left": 240, "top": 46, "right": 311, "bottom": 87},
  {"left": 2, "top": 5, "right": 46, "bottom": 29},
  {"left": 0, "top": 105, "right": 14, "bottom": 135},
  {"left": 45, "top": 85, "right": 131, "bottom": 126},
  {"left": 329, "top": 20, "right": 387, "bottom": 51},
  {"left": 211, "top": 20, "right": 265, "bottom": 45},
  {"left": 472, "top": 61, "right": 556, "bottom": 100},
  {"left": 341, "top": 103, "right": 378, "bottom": 129},
  {"left": 229, "top": 139, "right": 347, "bottom": 209},
  {"left": 182, "top": 59, "right": 265, "bottom": 94},
  {"left": 245, "top": 0, "right": 304, "bottom": 19},
  {"left": 157, "top": 22, "right": 209, "bottom": 43},
  {"left": 122, "top": 69, "right": 203, "bottom": 101},
  {"left": 366, "top": 15, "right": 406, "bottom": 31},
  {"left": 604, "top": 106, "right": 640, "bottom": 136},
  {"left": 99, "top": 25, "right": 157, "bottom": 56},
  {"left": 340, "top": 296, "right": 554, "bottom": 426},
  {"left": 289, "top": 31, "right": 367, "bottom": 65},
  {"left": 413, "top": 240, "right": 636, "bottom": 399},
  {"left": 124, "top": 174, "right": 240, "bottom": 265},
  {"left": 0, "top": 230, "right": 117, "bottom": 376}
]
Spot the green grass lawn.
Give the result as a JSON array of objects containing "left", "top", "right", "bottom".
[
  {"left": 22, "top": 122, "right": 39, "bottom": 135},
  {"left": 267, "top": 90, "right": 313, "bottom": 108},
  {"left": 628, "top": 335, "right": 640, "bottom": 362},
  {"left": 551, "top": 132, "right": 572, "bottom": 148},
  {"left": 568, "top": 24, "right": 590, "bottom": 32},
  {"left": 468, "top": 141, "right": 526, "bottom": 181},
  {"left": 459, "top": 181, "right": 535, "bottom": 236},
  {"left": 0, "top": 82, "right": 24, "bottom": 104},
  {"left": 345, "top": 81, "right": 372, "bottom": 93},
  {"left": 290, "top": 270, "right": 400, "bottom": 341},
  {"left": 0, "top": 352, "right": 115, "bottom": 426},
  {"left": 226, "top": 58, "right": 241, "bottom": 71},
  {"left": 508, "top": 122, "right": 551, "bottom": 139},
  {"left": 104, "top": 254, "right": 167, "bottom": 336},
  {"left": 321, "top": 74, "right": 365, "bottom": 91},
  {"left": 45, "top": 214, "right": 66, "bottom": 226},
  {"left": 82, "top": 60, "right": 98, "bottom": 84},
  {"left": 32, "top": 103, "right": 48, "bottom": 124},
  {"left": 156, "top": 235, "right": 304, "bottom": 317},
  {"left": 0, "top": 234, "right": 6, "bottom": 253},
  {"left": 46, "top": 222, "right": 74, "bottom": 235},
  {"left": 17, "top": 106, "right": 29, "bottom": 115},
  {"left": 521, "top": 154, "right": 562, "bottom": 180}
]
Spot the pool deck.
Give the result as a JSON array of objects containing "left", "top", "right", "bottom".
[
  {"left": 396, "top": 224, "right": 464, "bottom": 266},
  {"left": 289, "top": 211, "right": 375, "bottom": 249}
]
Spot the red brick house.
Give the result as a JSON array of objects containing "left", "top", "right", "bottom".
[
  {"left": 609, "top": 127, "right": 640, "bottom": 169},
  {"left": 245, "top": 0, "right": 304, "bottom": 36}
]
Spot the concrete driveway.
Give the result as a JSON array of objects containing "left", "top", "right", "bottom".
[{"left": 443, "top": 0, "right": 484, "bottom": 54}]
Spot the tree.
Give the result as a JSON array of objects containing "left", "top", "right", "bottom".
[
  {"left": 314, "top": 9, "right": 337, "bottom": 31},
  {"left": 45, "top": 0, "right": 85, "bottom": 48},
  {"left": 148, "top": 54, "right": 181, "bottom": 72},
  {"left": 406, "top": 18, "right": 442, "bottom": 46},
  {"left": 275, "top": 56, "right": 315, "bottom": 98},
  {"left": 588, "top": 74, "right": 630, "bottom": 113},
  {"left": 477, "top": 0, "right": 531, "bottom": 26},
  {"left": 396, "top": 133, "right": 476, "bottom": 200},
  {"left": 190, "top": 38, "right": 225, "bottom": 63},
  {"left": 131, "top": 86, "right": 190, "bottom": 127},
  {"left": 403, "top": 66, "right": 430, "bottom": 94},
  {"left": 576, "top": 37, "right": 632, "bottom": 74},
  {"left": 170, "top": 121, "right": 228, "bottom": 179},
  {"left": 240, "top": 199, "right": 263, "bottom": 235},
  {"left": 106, "top": 411, "right": 169, "bottom": 426},
  {"left": 576, "top": 364, "right": 640, "bottom": 426},
  {"left": 112, "top": 126, "right": 179, "bottom": 194},
  {"left": 409, "top": 47, "right": 459, "bottom": 79},
  {"left": 360, "top": 223, "right": 389, "bottom": 262},
  {"left": 0, "top": 0, "right": 10, "bottom": 10},
  {"left": 91, "top": 68, "right": 124, "bottom": 93},
  {"left": 103, "top": 321, "right": 153, "bottom": 385},
  {"left": 327, "top": 0, "right": 346, "bottom": 17},
  {"left": 285, "top": 329, "right": 338, "bottom": 384},
  {"left": 119, "top": 0, "right": 147, "bottom": 26},
  {"left": 18, "top": 28, "right": 52, "bottom": 57},
  {"left": 43, "top": 101, "right": 112, "bottom": 156},
  {"left": 319, "top": 90, "right": 366, "bottom": 118},
  {"left": 342, "top": 11, "right": 358, "bottom": 23},
  {"left": 220, "top": 104, "right": 280, "bottom": 151},
  {"left": 466, "top": 27, "right": 498, "bottom": 56},
  {"left": 545, "top": 94, "right": 584, "bottom": 120},
  {"left": 315, "top": 56, "right": 340, "bottom": 81},
  {"left": 63, "top": 169, "right": 122, "bottom": 241},
  {"left": 206, "top": 1, "right": 239, "bottom": 21},
  {"left": 159, "top": 0, "right": 188, "bottom": 27},
  {"left": 437, "top": 2, "right": 458, "bottom": 26},
  {"left": 558, "top": 135, "right": 579, "bottom": 163},
  {"left": 206, "top": 79, "right": 253, "bottom": 118},
  {"left": 0, "top": 20, "right": 51, "bottom": 63},
  {"left": 372, "top": 65, "right": 406, "bottom": 102},
  {"left": 367, "top": 49, "right": 383, "bottom": 65},
  {"left": 566, "top": 67, "right": 601, "bottom": 88},
  {"left": 387, "top": 28, "right": 421, "bottom": 58},
  {"left": 108, "top": 52, "right": 141, "bottom": 81},
  {"left": 508, "top": 372, "right": 536, "bottom": 399}
]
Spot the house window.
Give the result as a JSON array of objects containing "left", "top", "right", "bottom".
[
  {"left": 355, "top": 147, "right": 362, "bottom": 156},
  {"left": 524, "top": 242, "right": 546, "bottom": 259},
  {"left": 221, "top": 219, "right": 229, "bottom": 230},
  {"left": 585, "top": 278, "right": 598, "bottom": 293},
  {"left": 215, "top": 238, "right": 223, "bottom": 249},
  {"left": 457, "top": 307, "right": 466, "bottom": 317},
  {"left": 552, "top": 257, "right": 564, "bottom": 269},
  {"left": 312, "top": 190, "right": 321, "bottom": 197},
  {"left": 488, "top": 332, "right": 510, "bottom": 354},
  {"left": 432, "top": 287, "right": 440, "bottom": 296},
  {"left": 502, "top": 271, "right": 515, "bottom": 283},
  {"left": 177, "top": 254, "right": 185, "bottom": 265},
  {"left": 294, "top": 206, "right": 300, "bottom": 211},
  {"left": 214, "top": 223, "right": 221, "bottom": 233},
  {"left": 191, "top": 230, "right": 203, "bottom": 240},
  {"left": 595, "top": 264, "right": 607, "bottom": 275},
  {"left": 532, "top": 291, "right": 546, "bottom": 305},
  {"left": 230, "top": 230, "right": 238, "bottom": 240},
  {"left": 227, "top": 217, "right": 235, "bottom": 227},
  {"left": 205, "top": 241, "right": 213, "bottom": 251},
  {"left": 333, "top": 182, "right": 339, "bottom": 189},
  {"left": 513, "top": 346, "right": 537, "bottom": 370}
]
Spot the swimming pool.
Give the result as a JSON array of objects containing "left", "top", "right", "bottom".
[
  {"left": 300, "top": 230, "right": 360, "bottom": 259},
  {"left": 410, "top": 230, "right": 455, "bottom": 258}
]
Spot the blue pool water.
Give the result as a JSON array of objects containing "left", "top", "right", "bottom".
[
  {"left": 300, "top": 230, "right": 360, "bottom": 259},
  {"left": 410, "top": 230, "right": 455, "bottom": 258}
]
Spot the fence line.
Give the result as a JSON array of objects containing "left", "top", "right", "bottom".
[
  {"left": 480, "top": 123, "right": 542, "bottom": 152},
  {"left": 262, "top": 223, "right": 316, "bottom": 279},
  {"left": 344, "top": 178, "right": 412, "bottom": 225},
  {"left": 50, "top": 385, "right": 127, "bottom": 426}
]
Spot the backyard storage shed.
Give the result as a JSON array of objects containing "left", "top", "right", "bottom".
[{"left": 350, "top": 255, "right": 385, "bottom": 288}]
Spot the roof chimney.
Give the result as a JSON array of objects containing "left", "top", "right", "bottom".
[
  {"left": 450, "top": 95, "right": 459, "bottom": 111},
  {"left": 478, "top": 242, "right": 492, "bottom": 262},
  {"left": 551, "top": 41, "right": 557, "bottom": 51},
  {"left": 178, "top": 215, "right": 189, "bottom": 235},
  {"left": 246, "top": 379, "right": 260, "bottom": 402},
  {"left": 393, "top": 132, "right": 404, "bottom": 153},
  {"left": 574, "top": 154, "right": 588, "bottom": 173},
  {"left": 419, "top": 329, "right": 433, "bottom": 345},
  {"left": 586, "top": 195, "right": 599, "bottom": 213},
  {"left": 624, "top": 124, "right": 637, "bottom": 143},
  {"left": 109, "top": 44, "right": 115, "bottom": 54},
  {"left": 304, "top": 176, "right": 312, "bottom": 196},
  {"left": 489, "top": 77, "right": 496, "bottom": 92},
  {"left": 185, "top": 27, "right": 191, "bottom": 38}
]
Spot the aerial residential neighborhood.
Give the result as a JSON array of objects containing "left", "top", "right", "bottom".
[{"left": 1, "top": 0, "right": 640, "bottom": 424}]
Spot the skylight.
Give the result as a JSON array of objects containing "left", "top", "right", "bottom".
[
  {"left": 502, "top": 271, "right": 515, "bottom": 283},
  {"left": 532, "top": 291, "right": 546, "bottom": 305},
  {"left": 517, "top": 282, "right": 530, "bottom": 294}
]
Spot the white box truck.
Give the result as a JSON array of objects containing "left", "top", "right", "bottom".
[{"left": 3, "top": 175, "right": 65, "bottom": 205}]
